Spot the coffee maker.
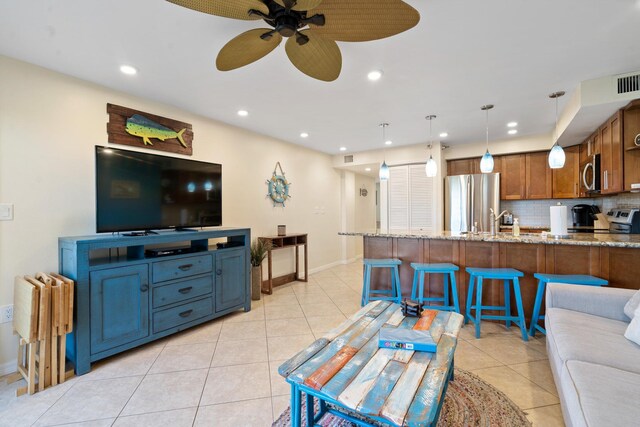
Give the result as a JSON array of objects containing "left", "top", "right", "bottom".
[{"left": 572, "top": 204, "right": 599, "bottom": 228}]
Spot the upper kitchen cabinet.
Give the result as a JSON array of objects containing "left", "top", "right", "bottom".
[
  {"left": 526, "top": 151, "right": 553, "bottom": 199},
  {"left": 552, "top": 145, "right": 580, "bottom": 198},
  {"left": 600, "top": 110, "right": 624, "bottom": 194},
  {"left": 623, "top": 100, "right": 640, "bottom": 190},
  {"left": 447, "top": 158, "right": 481, "bottom": 175},
  {"left": 500, "top": 154, "right": 526, "bottom": 200}
]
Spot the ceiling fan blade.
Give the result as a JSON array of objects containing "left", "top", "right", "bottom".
[
  {"left": 166, "top": 0, "right": 268, "bottom": 21},
  {"left": 273, "top": 0, "right": 323, "bottom": 11},
  {"left": 308, "top": 0, "right": 420, "bottom": 42},
  {"left": 285, "top": 30, "right": 341, "bottom": 82},
  {"left": 216, "top": 29, "right": 283, "bottom": 71}
]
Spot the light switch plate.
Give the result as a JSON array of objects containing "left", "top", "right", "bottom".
[{"left": 0, "top": 203, "right": 13, "bottom": 220}]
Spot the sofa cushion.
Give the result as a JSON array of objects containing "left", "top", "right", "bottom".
[
  {"left": 623, "top": 289, "right": 640, "bottom": 320},
  {"left": 624, "top": 305, "right": 640, "bottom": 346},
  {"left": 566, "top": 360, "right": 640, "bottom": 427},
  {"left": 546, "top": 307, "right": 640, "bottom": 375}
]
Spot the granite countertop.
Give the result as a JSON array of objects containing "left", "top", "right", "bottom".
[{"left": 338, "top": 230, "right": 640, "bottom": 248}]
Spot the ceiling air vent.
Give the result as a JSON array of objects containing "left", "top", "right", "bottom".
[
  {"left": 344, "top": 155, "right": 354, "bottom": 163},
  {"left": 617, "top": 74, "right": 639, "bottom": 94}
]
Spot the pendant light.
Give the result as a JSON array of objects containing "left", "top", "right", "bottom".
[
  {"left": 379, "top": 123, "right": 390, "bottom": 181},
  {"left": 548, "top": 91, "right": 566, "bottom": 169},
  {"left": 425, "top": 115, "right": 437, "bottom": 177},
  {"left": 479, "top": 104, "right": 494, "bottom": 173}
]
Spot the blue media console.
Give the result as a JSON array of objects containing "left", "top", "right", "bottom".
[{"left": 58, "top": 228, "right": 251, "bottom": 375}]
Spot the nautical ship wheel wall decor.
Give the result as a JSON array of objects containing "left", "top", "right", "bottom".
[{"left": 266, "top": 162, "right": 291, "bottom": 206}]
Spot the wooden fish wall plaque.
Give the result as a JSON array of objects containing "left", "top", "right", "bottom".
[{"left": 107, "top": 104, "right": 193, "bottom": 155}]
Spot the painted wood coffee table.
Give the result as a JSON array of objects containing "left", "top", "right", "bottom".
[{"left": 278, "top": 301, "right": 464, "bottom": 427}]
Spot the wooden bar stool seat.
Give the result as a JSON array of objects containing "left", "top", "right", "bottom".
[
  {"left": 529, "top": 273, "right": 608, "bottom": 336},
  {"left": 464, "top": 267, "right": 528, "bottom": 341},
  {"left": 361, "top": 259, "right": 402, "bottom": 306},
  {"left": 410, "top": 263, "right": 461, "bottom": 313}
]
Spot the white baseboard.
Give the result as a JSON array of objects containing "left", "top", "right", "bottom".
[
  {"left": 0, "top": 359, "right": 16, "bottom": 377},
  {"left": 308, "top": 257, "right": 362, "bottom": 275}
]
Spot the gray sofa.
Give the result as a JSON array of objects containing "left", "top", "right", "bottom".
[{"left": 546, "top": 283, "right": 640, "bottom": 427}]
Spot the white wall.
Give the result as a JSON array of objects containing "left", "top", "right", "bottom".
[
  {"left": 353, "top": 174, "right": 376, "bottom": 255},
  {"left": 0, "top": 56, "right": 343, "bottom": 372}
]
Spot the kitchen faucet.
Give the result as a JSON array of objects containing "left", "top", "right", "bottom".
[{"left": 489, "top": 208, "right": 510, "bottom": 236}]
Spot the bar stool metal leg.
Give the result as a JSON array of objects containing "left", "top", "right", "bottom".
[
  {"left": 474, "top": 277, "right": 483, "bottom": 338},
  {"left": 503, "top": 279, "right": 511, "bottom": 329},
  {"left": 512, "top": 277, "right": 529, "bottom": 341},
  {"left": 450, "top": 271, "right": 461, "bottom": 314}
]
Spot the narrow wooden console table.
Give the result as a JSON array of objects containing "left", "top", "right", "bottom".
[{"left": 259, "top": 233, "right": 308, "bottom": 294}]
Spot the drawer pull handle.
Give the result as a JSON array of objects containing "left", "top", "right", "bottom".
[
  {"left": 140, "top": 284, "right": 149, "bottom": 292},
  {"left": 179, "top": 309, "right": 193, "bottom": 318},
  {"left": 216, "top": 269, "right": 222, "bottom": 275},
  {"left": 178, "top": 264, "right": 193, "bottom": 271},
  {"left": 178, "top": 286, "right": 193, "bottom": 294}
]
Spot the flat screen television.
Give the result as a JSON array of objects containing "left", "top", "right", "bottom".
[{"left": 95, "top": 146, "right": 222, "bottom": 233}]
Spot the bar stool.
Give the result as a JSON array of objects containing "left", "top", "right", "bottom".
[
  {"left": 410, "top": 263, "right": 461, "bottom": 313},
  {"left": 465, "top": 267, "right": 528, "bottom": 341},
  {"left": 529, "top": 273, "right": 608, "bottom": 336},
  {"left": 361, "top": 258, "right": 402, "bottom": 306}
]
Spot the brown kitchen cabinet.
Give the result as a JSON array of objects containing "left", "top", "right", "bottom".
[
  {"left": 447, "top": 157, "right": 481, "bottom": 175},
  {"left": 623, "top": 100, "right": 640, "bottom": 190},
  {"left": 525, "top": 151, "right": 553, "bottom": 199},
  {"left": 552, "top": 145, "right": 580, "bottom": 198},
  {"left": 500, "top": 154, "right": 526, "bottom": 200},
  {"left": 600, "top": 110, "right": 624, "bottom": 194}
]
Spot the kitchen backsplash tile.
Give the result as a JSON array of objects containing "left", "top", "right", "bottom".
[{"left": 501, "top": 193, "right": 640, "bottom": 227}]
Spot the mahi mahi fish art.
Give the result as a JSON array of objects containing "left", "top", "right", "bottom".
[{"left": 125, "top": 114, "right": 187, "bottom": 148}]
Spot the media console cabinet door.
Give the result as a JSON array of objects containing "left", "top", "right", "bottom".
[
  {"left": 90, "top": 265, "right": 150, "bottom": 354},
  {"left": 215, "top": 249, "right": 246, "bottom": 312}
]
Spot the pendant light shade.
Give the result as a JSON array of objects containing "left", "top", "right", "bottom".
[
  {"left": 480, "top": 104, "right": 494, "bottom": 173},
  {"left": 425, "top": 115, "right": 437, "bottom": 177},
  {"left": 548, "top": 91, "right": 566, "bottom": 169},
  {"left": 379, "top": 123, "right": 390, "bottom": 181},
  {"left": 480, "top": 149, "right": 494, "bottom": 173},
  {"left": 379, "top": 161, "right": 390, "bottom": 180}
]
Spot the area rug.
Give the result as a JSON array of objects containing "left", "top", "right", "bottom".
[{"left": 272, "top": 368, "right": 532, "bottom": 426}]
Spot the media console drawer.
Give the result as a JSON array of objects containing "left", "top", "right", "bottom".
[
  {"left": 152, "top": 254, "right": 213, "bottom": 283},
  {"left": 152, "top": 275, "right": 213, "bottom": 309},
  {"left": 153, "top": 297, "right": 214, "bottom": 334}
]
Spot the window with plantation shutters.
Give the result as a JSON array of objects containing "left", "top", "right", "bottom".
[{"left": 387, "top": 165, "right": 435, "bottom": 233}]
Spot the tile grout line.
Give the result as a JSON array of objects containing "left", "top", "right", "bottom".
[{"left": 189, "top": 337, "right": 220, "bottom": 426}]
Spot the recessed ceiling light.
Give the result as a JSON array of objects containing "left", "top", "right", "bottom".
[
  {"left": 507, "top": 122, "right": 518, "bottom": 128},
  {"left": 439, "top": 132, "right": 448, "bottom": 138},
  {"left": 300, "top": 132, "right": 309, "bottom": 138},
  {"left": 385, "top": 140, "right": 393, "bottom": 145},
  {"left": 367, "top": 70, "right": 383, "bottom": 81},
  {"left": 508, "top": 129, "right": 518, "bottom": 135},
  {"left": 339, "top": 147, "right": 347, "bottom": 151},
  {"left": 237, "top": 109, "right": 249, "bottom": 117},
  {"left": 365, "top": 167, "right": 372, "bottom": 172},
  {"left": 119, "top": 65, "right": 137, "bottom": 75}
]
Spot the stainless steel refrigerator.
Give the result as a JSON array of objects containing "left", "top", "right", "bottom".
[{"left": 445, "top": 173, "right": 500, "bottom": 233}]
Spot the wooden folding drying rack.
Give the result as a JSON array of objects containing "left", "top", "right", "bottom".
[{"left": 7, "top": 272, "right": 74, "bottom": 396}]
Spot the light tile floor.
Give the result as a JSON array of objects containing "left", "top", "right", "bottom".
[{"left": 0, "top": 261, "right": 565, "bottom": 427}]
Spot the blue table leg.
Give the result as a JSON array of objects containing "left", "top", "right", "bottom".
[
  {"left": 512, "top": 278, "right": 529, "bottom": 341},
  {"left": 504, "top": 279, "right": 511, "bottom": 329},
  {"left": 291, "top": 384, "right": 301, "bottom": 427},
  {"left": 393, "top": 266, "right": 402, "bottom": 304},
  {"left": 465, "top": 275, "right": 475, "bottom": 325},
  {"left": 306, "top": 393, "right": 314, "bottom": 427},
  {"left": 450, "top": 272, "right": 461, "bottom": 314},
  {"left": 529, "top": 280, "right": 545, "bottom": 337},
  {"left": 474, "top": 277, "right": 483, "bottom": 338}
]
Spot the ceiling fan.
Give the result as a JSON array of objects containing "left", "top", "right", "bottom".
[{"left": 167, "top": 0, "right": 420, "bottom": 82}]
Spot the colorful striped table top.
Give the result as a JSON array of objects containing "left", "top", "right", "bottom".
[{"left": 278, "top": 301, "right": 464, "bottom": 427}]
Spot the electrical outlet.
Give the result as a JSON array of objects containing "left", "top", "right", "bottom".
[{"left": 0, "top": 305, "right": 13, "bottom": 324}]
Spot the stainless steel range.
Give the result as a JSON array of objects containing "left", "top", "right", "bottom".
[{"left": 605, "top": 208, "right": 640, "bottom": 234}]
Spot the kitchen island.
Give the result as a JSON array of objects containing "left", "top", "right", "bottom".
[{"left": 341, "top": 231, "right": 640, "bottom": 322}]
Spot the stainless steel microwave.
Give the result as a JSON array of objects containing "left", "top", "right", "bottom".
[{"left": 581, "top": 154, "right": 601, "bottom": 194}]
